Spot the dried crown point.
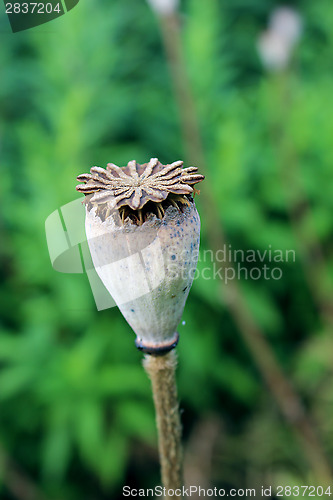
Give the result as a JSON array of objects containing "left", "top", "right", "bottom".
[{"left": 76, "top": 158, "right": 204, "bottom": 225}]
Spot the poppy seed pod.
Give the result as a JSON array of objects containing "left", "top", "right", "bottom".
[{"left": 76, "top": 158, "right": 204, "bottom": 355}]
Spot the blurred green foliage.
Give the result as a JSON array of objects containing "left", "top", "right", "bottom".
[{"left": 1, "top": 0, "right": 333, "bottom": 498}]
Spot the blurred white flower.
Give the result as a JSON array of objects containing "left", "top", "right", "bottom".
[
  {"left": 257, "top": 30, "right": 291, "bottom": 71},
  {"left": 146, "top": 0, "right": 179, "bottom": 16},
  {"left": 257, "top": 6, "right": 303, "bottom": 71},
  {"left": 269, "top": 7, "right": 303, "bottom": 47}
]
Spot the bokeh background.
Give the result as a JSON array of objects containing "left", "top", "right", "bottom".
[{"left": 1, "top": 0, "right": 333, "bottom": 498}]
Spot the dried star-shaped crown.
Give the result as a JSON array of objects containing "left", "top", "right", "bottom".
[{"left": 76, "top": 158, "right": 204, "bottom": 211}]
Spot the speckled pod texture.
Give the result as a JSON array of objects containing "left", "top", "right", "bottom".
[{"left": 85, "top": 204, "right": 200, "bottom": 348}]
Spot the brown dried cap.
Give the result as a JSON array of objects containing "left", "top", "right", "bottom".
[{"left": 76, "top": 158, "right": 204, "bottom": 211}]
